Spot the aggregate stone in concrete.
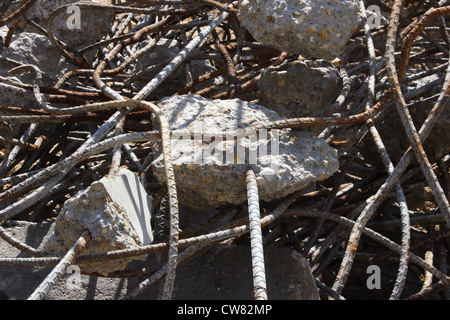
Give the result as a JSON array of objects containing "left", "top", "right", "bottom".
[
  {"left": 0, "top": 221, "right": 319, "bottom": 300},
  {"left": 258, "top": 59, "right": 343, "bottom": 119},
  {"left": 237, "top": 0, "right": 361, "bottom": 60},
  {"left": 43, "top": 168, "right": 153, "bottom": 276},
  {"left": 151, "top": 94, "right": 339, "bottom": 210}
]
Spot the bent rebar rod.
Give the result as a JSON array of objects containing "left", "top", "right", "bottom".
[
  {"left": 246, "top": 170, "right": 268, "bottom": 300},
  {"left": 134, "top": 8, "right": 230, "bottom": 100},
  {"left": 3, "top": 67, "right": 181, "bottom": 299},
  {"left": 385, "top": 1, "right": 450, "bottom": 218},
  {"left": 332, "top": 5, "right": 450, "bottom": 295},
  {"left": 358, "top": 0, "right": 410, "bottom": 300},
  {"left": 27, "top": 231, "right": 91, "bottom": 300},
  {"left": 9, "top": 5, "right": 231, "bottom": 298},
  {"left": 0, "top": 131, "right": 159, "bottom": 220}
]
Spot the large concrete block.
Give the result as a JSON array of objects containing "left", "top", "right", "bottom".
[{"left": 151, "top": 94, "right": 339, "bottom": 210}]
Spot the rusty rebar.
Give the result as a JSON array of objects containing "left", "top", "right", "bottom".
[
  {"left": 1, "top": 0, "right": 449, "bottom": 300},
  {"left": 27, "top": 231, "right": 91, "bottom": 300}
]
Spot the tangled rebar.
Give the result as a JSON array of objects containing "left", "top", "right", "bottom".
[{"left": 0, "top": 0, "right": 449, "bottom": 300}]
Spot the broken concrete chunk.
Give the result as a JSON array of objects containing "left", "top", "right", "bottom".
[
  {"left": 100, "top": 169, "right": 154, "bottom": 246},
  {"left": 0, "top": 26, "right": 75, "bottom": 85},
  {"left": 237, "top": 0, "right": 361, "bottom": 60},
  {"left": 44, "top": 168, "right": 153, "bottom": 275},
  {"left": 258, "top": 59, "right": 343, "bottom": 119},
  {"left": 24, "top": 0, "right": 115, "bottom": 48},
  {"left": 151, "top": 94, "right": 339, "bottom": 210}
]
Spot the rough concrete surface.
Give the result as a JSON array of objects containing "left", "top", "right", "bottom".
[
  {"left": 0, "top": 222, "right": 319, "bottom": 300},
  {"left": 25, "top": 0, "right": 115, "bottom": 48},
  {"left": 151, "top": 94, "right": 339, "bottom": 210},
  {"left": 237, "top": 0, "right": 361, "bottom": 60},
  {"left": 0, "top": 26, "right": 75, "bottom": 86},
  {"left": 258, "top": 59, "right": 343, "bottom": 119}
]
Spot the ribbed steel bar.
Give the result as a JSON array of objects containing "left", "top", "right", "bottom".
[
  {"left": 0, "top": 131, "right": 160, "bottom": 218},
  {"left": 1, "top": 84, "right": 180, "bottom": 299},
  {"left": 358, "top": 0, "right": 410, "bottom": 300},
  {"left": 44, "top": 8, "right": 231, "bottom": 298},
  {"left": 287, "top": 209, "right": 450, "bottom": 286},
  {"left": 134, "top": 9, "right": 230, "bottom": 101},
  {"left": 27, "top": 231, "right": 91, "bottom": 300},
  {"left": 245, "top": 170, "right": 268, "bottom": 300},
  {"left": 0, "top": 188, "right": 304, "bottom": 270},
  {"left": 385, "top": 1, "right": 450, "bottom": 219},
  {"left": 332, "top": 1, "right": 450, "bottom": 295}
]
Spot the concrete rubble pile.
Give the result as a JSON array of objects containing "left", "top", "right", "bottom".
[{"left": 0, "top": 0, "right": 448, "bottom": 300}]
